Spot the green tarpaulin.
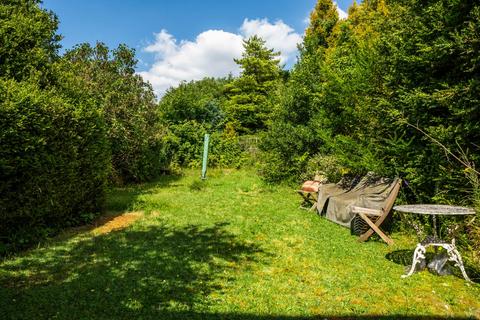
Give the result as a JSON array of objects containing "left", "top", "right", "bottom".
[{"left": 316, "top": 174, "right": 400, "bottom": 228}]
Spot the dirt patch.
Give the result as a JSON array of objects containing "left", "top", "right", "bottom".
[{"left": 92, "top": 211, "right": 143, "bottom": 235}]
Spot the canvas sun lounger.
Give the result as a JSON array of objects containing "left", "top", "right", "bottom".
[{"left": 316, "top": 174, "right": 401, "bottom": 245}]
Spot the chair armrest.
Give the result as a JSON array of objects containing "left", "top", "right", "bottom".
[{"left": 351, "top": 206, "right": 383, "bottom": 216}]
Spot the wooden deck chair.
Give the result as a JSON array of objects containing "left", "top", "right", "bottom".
[
  {"left": 351, "top": 179, "right": 401, "bottom": 245},
  {"left": 297, "top": 180, "right": 320, "bottom": 211},
  {"left": 297, "top": 190, "right": 318, "bottom": 211}
]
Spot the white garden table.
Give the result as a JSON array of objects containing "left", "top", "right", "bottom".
[{"left": 393, "top": 204, "right": 475, "bottom": 282}]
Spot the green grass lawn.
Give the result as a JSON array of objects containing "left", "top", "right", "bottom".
[{"left": 1, "top": 169, "right": 479, "bottom": 319}]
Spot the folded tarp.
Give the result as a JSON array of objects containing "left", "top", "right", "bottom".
[{"left": 317, "top": 174, "right": 400, "bottom": 228}]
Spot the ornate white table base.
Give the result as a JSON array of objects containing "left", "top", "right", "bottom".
[{"left": 401, "top": 238, "right": 471, "bottom": 282}]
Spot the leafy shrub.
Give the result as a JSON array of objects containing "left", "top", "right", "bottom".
[
  {"left": 210, "top": 129, "right": 248, "bottom": 168},
  {"left": 0, "top": 0, "right": 61, "bottom": 85},
  {"left": 0, "top": 79, "right": 110, "bottom": 253},
  {"left": 60, "top": 43, "right": 169, "bottom": 183},
  {"left": 259, "top": 122, "right": 320, "bottom": 183},
  {"left": 158, "top": 77, "right": 251, "bottom": 169},
  {"left": 159, "top": 78, "right": 228, "bottom": 128},
  {"left": 167, "top": 121, "right": 208, "bottom": 168},
  {"left": 166, "top": 121, "right": 247, "bottom": 169}
]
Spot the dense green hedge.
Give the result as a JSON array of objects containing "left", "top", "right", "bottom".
[
  {"left": 0, "top": 1, "right": 171, "bottom": 253},
  {"left": 0, "top": 79, "right": 110, "bottom": 253},
  {"left": 60, "top": 42, "right": 170, "bottom": 184},
  {"left": 166, "top": 121, "right": 247, "bottom": 169},
  {"left": 159, "top": 78, "right": 249, "bottom": 169}
]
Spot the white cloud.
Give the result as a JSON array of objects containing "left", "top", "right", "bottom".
[
  {"left": 139, "top": 29, "right": 243, "bottom": 97},
  {"left": 334, "top": 2, "right": 349, "bottom": 20},
  {"left": 144, "top": 30, "right": 178, "bottom": 58},
  {"left": 139, "top": 18, "right": 302, "bottom": 97},
  {"left": 240, "top": 18, "right": 302, "bottom": 65}
]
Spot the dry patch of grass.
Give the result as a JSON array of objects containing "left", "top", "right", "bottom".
[{"left": 91, "top": 211, "right": 143, "bottom": 235}]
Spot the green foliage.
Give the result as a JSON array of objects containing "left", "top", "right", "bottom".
[
  {"left": 0, "top": 79, "right": 109, "bottom": 253},
  {"left": 224, "top": 36, "right": 282, "bottom": 134},
  {"left": 259, "top": 122, "right": 319, "bottom": 183},
  {"left": 259, "top": 20, "right": 333, "bottom": 182},
  {"left": 60, "top": 42, "right": 169, "bottom": 183},
  {"left": 165, "top": 121, "right": 246, "bottom": 169},
  {"left": 159, "top": 77, "right": 228, "bottom": 127},
  {"left": 158, "top": 78, "right": 247, "bottom": 169},
  {"left": 466, "top": 170, "right": 480, "bottom": 266},
  {"left": 0, "top": 1, "right": 171, "bottom": 253},
  {"left": 167, "top": 120, "right": 209, "bottom": 168},
  {"left": 0, "top": 0, "right": 61, "bottom": 85},
  {"left": 303, "top": 0, "right": 339, "bottom": 53},
  {"left": 209, "top": 128, "right": 248, "bottom": 168},
  {"left": 262, "top": 0, "right": 480, "bottom": 206},
  {"left": 377, "top": 0, "right": 480, "bottom": 202}
]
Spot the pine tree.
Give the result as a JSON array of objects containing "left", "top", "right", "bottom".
[
  {"left": 224, "top": 36, "right": 281, "bottom": 134},
  {"left": 303, "top": 0, "right": 339, "bottom": 55}
]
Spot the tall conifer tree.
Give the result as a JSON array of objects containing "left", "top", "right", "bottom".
[
  {"left": 224, "top": 36, "right": 281, "bottom": 134},
  {"left": 303, "top": 0, "right": 339, "bottom": 54}
]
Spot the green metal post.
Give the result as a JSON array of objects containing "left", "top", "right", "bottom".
[{"left": 201, "top": 133, "right": 210, "bottom": 180}]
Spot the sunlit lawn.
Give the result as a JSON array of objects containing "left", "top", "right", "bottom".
[{"left": 1, "top": 169, "right": 479, "bottom": 319}]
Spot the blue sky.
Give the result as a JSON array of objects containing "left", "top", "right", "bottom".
[{"left": 42, "top": 0, "right": 354, "bottom": 96}]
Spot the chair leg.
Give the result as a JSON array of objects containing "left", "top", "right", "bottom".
[
  {"left": 358, "top": 213, "right": 393, "bottom": 245},
  {"left": 358, "top": 211, "right": 389, "bottom": 243},
  {"left": 297, "top": 191, "right": 317, "bottom": 211},
  {"left": 308, "top": 193, "right": 318, "bottom": 212},
  {"left": 297, "top": 191, "right": 309, "bottom": 209}
]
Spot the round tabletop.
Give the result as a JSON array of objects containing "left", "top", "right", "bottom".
[{"left": 393, "top": 204, "right": 475, "bottom": 216}]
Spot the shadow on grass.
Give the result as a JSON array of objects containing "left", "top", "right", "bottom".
[
  {"left": 45, "top": 174, "right": 184, "bottom": 244},
  {"left": 1, "top": 224, "right": 474, "bottom": 320},
  {"left": 80, "top": 313, "right": 475, "bottom": 320},
  {"left": 0, "top": 176, "right": 184, "bottom": 258},
  {"left": 0, "top": 222, "right": 263, "bottom": 319},
  {"left": 386, "top": 249, "right": 480, "bottom": 283}
]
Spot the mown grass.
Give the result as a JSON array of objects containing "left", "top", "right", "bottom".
[{"left": 1, "top": 169, "right": 479, "bottom": 319}]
